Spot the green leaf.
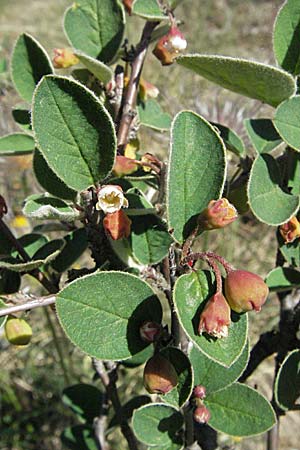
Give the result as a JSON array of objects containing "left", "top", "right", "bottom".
[
  {"left": 0, "top": 133, "right": 34, "bottom": 156},
  {"left": 177, "top": 55, "right": 296, "bottom": 107},
  {"left": 160, "top": 347, "right": 193, "bottom": 408},
  {"left": 0, "top": 58, "right": 7, "bottom": 73},
  {"left": 190, "top": 340, "right": 249, "bottom": 395},
  {"left": 74, "top": 51, "right": 113, "bottom": 84},
  {"left": 0, "top": 298, "right": 8, "bottom": 327},
  {"left": 278, "top": 230, "right": 300, "bottom": 267},
  {"left": 205, "top": 383, "right": 276, "bottom": 437},
  {"left": 11, "top": 33, "right": 53, "bottom": 103},
  {"left": 131, "top": 215, "right": 173, "bottom": 265},
  {"left": 244, "top": 119, "right": 282, "bottom": 154},
  {"left": 32, "top": 75, "right": 116, "bottom": 191},
  {"left": 109, "top": 395, "right": 151, "bottom": 428},
  {"left": 248, "top": 153, "right": 300, "bottom": 225},
  {"left": 62, "top": 384, "right": 103, "bottom": 423},
  {"left": 273, "top": 96, "right": 300, "bottom": 151},
  {"left": 274, "top": 349, "right": 300, "bottom": 411},
  {"left": 109, "top": 237, "right": 142, "bottom": 269},
  {"left": 273, "top": 0, "right": 300, "bottom": 75},
  {"left": 61, "top": 425, "right": 98, "bottom": 450},
  {"left": 132, "top": 403, "right": 183, "bottom": 447},
  {"left": 287, "top": 148, "right": 300, "bottom": 195},
  {"left": 64, "top": 0, "right": 125, "bottom": 62},
  {"left": 167, "top": 111, "right": 226, "bottom": 244},
  {"left": 33, "top": 150, "right": 77, "bottom": 201},
  {"left": 132, "top": 0, "right": 168, "bottom": 20},
  {"left": 266, "top": 267, "right": 300, "bottom": 291},
  {"left": 0, "top": 228, "right": 13, "bottom": 256},
  {"left": 12, "top": 108, "right": 32, "bottom": 134},
  {"left": 174, "top": 270, "right": 248, "bottom": 367},
  {"left": 51, "top": 228, "right": 88, "bottom": 273},
  {"left": 56, "top": 271, "right": 162, "bottom": 360},
  {"left": 137, "top": 99, "right": 172, "bottom": 131},
  {"left": 121, "top": 344, "right": 153, "bottom": 367},
  {"left": 23, "top": 194, "right": 80, "bottom": 222},
  {"left": 126, "top": 189, "right": 156, "bottom": 216},
  {"left": 211, "top": 122, "right": 245, "bottom": 156},
  {"left": 0, "top": 267, "right": 21, "bottom": 295},
  {"left": 13, "top": 233, "right": 48, "bottom": 258}
]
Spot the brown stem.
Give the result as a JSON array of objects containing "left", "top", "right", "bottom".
[{"left": 117, "top": 21, "right": 158, "bottom": 151}]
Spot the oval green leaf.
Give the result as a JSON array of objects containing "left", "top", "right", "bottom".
[
  {"left": 74, "top": 51, "right": 113, "bottom": 84},
  {"left": 132, "top": 0, "right": 168, "bottom": 20},
  {"left": 62, "top": 383, "right": 104, "bottom": 423},
  {"left": 167, "top": 111, "right": 226, "bottom": 244},
  {"left": 266, "top": 267, "right": 300, "bottom": 292},
  {"left": 273, "top": 96, "right": 300, "bottom": 151},
  {"left": 33, "top": 150, "right": 77, "bottom": 201},
  {"left": 32, "top": 75, "right": 116, "bottom": 191},
  {"left": 174, "top": 270, "right": 248, "bottom": 367},
  {"left": 56, "top": 271, "right": 162, "bottom": 360},
  {"left": 205, "top": 383, "right": 276, "bottom": 437},
  {"left": 23, "top": 194, "right": 80, "bottom": 222},
  {"left": 11, "top": 33, "right": 53, "bottom": 103},
  {"left": 244, "top": 118, "right": 282, "bottom": 154},
  {"left": 64, "top": 0, "right": 125, "bottom": 62},
  {"left": 211, "top": 122, "right": 245, "bottom": 156},
  {"left": 273, "top": 0, "right": 300, "bottom": 75},
  {"left": 274, "top": 349, "right": 300, "bottom": 411},
  {"left": 51, "top": 228, "right": 88, "bottom": 273},
  {"left": 190, "top": 340, "right": 249, "bottom": 395},
  {"left": 137, "top": 99, "right": 172, "bottom": 131},
  {"left": 132, "top": 403, "right": 183, "bottom": 447},
  {"left": 12, "top": 108, "right": 32, "bottom": 134},
  {"left": 177, "top": 55, "right": 296, "bottom": 107},
  {"left": 248, "top": 153, "right": 300, "bottom": 225},
  {"left": 0, "top": 133, "right": 35, "bottom": 156},
  {"left": 160, "top": 347, "right": 193, "bottom": 407},
  {"left": 61, "top": 425, "right": 98, "bottom": 450}
]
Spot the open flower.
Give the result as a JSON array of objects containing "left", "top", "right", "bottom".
[
  {"left": 96, "top": 185, "right": 128, "bottom": 214},
  {"left": 198, "top": 292, "right": 231, "bottom": 339},
  {"left": 279, "top": 216, "right": 300, "bottom": 244}
]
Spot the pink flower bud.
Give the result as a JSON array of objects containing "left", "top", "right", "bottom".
[
  {"left": 153, "top": 26, "right": 187, "bottom": 66},
  {"left": 139, "top": 78, "right": 159, "bottom": 101},
  {"left": 139, "top": 321, "right": 162, "bottom": 343},
  {"left": 52, "top": 48, "right": 79, "bottom": 69},
  {"left": 103, "top": 209, "right": 131, "bottom": 240},
  {"left": 112, "top": 155, "right": 138, "bottom": 177},
  {"left": 193, "top": 385, "right": 206, "bottom": 399},
  {"left": 143, "top": 354, "right": 178, "bottom": 395},
  {"left": 199, "top": 198, "right": 238, "bottom": 230},
  {"left": 194, "top": 405, "right": 211, "bottom": 424},
  {"left": 5, "top": 317, "right": 32, "bottom": 346},
  {"left": 279, "top": 216, "right": 300, "bottom": 244},
  {"left": 198, "top": 292, "right": 231, "bottom": 339},
  {"left": 224, "top": 270, "right": 269, "bottom": 313},
  {"left": 122, "top": 0, "right": 133, "bottom": 14}
]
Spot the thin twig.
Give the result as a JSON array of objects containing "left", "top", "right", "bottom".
[
  {"left": 163, "top": 245, "right": 181, "bottom": 347},
  {"left": 0, "top": 295, "right": 56, "bottom": 317}
]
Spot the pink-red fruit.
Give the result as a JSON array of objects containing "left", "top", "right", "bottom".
[
  {"left": 193, "top": 385, "right": 206, "bottom": 399},
  {"left": 112, "top": 155, "right": 138, "bottom": 177},
  {"left": 153, "top": 26, "right": 187, "bottom": 66},
  {"left": 5, "top": 317, "right": 32, "bottom": 345},
  {"left": 198, "top": 292, "right": 231, "bottom": 339},
  {"left": 143, "top": 354, "right": 178, "bottom": 395},
  {"left": 194, "top": 405, "right": 211, "bottom": 424},
  {"left": 199, "top": 198, "right": 238, "bottom": 230},
  {"left": 139, "top": 321, "right": 162, "bottom": 343},
  {"left": 224, "top": 270, "right": 269, "bottom": 313}
]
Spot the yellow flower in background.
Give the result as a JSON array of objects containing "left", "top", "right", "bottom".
[{"left": 11, "top": 215, "right": 30, "bottom": 229}]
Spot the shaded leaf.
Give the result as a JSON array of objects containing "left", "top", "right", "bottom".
[
  {"left": 32, "top": 75, "right": 116, "bottom": 191},
  {"left": 244, "top": 118, "right": 282, "bottom": 154},
  {"left": 132, "top": 0, "right": 168, "bottom": 20},
  {"left": 274, "top": 349, "right": 300, "bottom": 410},
  {"left": 248, "top": 153, "right": 300, "bottom": 225},
  {"left": 51, "top": 228, "right": 88, "bottom": 273},
  {"left": 109, "top": 395, "right": 151, "bottom": 428},
  {"left": 56, "top": 272, "right": 162, "bottom": 360},
  {"left": 177, "top": 54, "right": 296, "bottom": 107},
  {"left": 278, "top": 230, "right": 300, "bottom": 267},
  {"left": 266, "top": 267, "right": 300, "bottom": 291},
  {"left": 61, "top": 425, "right": 98, "bottom": 450},
  {"left": 75, "top": 51, "right": 113, "bottom": 84},
  {"left": 137, "top": 99, "right": 172, "bottom": 131},
  {"left": 0, "top": 267, "right": 21, "bottom": 295},
  {"left": 211, "top": 122, "right": 245, "bottom": 156},
  {"left": 23, "top": 194, "right": 80, "bottom": 222},
  {"left": 12, "top": 108, "right": 32, "bottom": 134},
  {"left": 167, "top": 111, "right": 226, "bottom": 244},
  {"left": 273, "top": 95, "right": 300, "bottom": 151},
  {"left": 62, "top": 383, "right": 103, "bottom": 423},
  {"left": 0, "top": 133, "right": 34, "bottom": 156}
]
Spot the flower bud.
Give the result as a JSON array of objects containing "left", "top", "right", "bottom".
[
  {"left": 143, "top": 354, "right": 178, "bottom": 395},
  {"left": 199, "top": 198, "right": 238, "bottom": 230},
  {"left": 139, "top": 321, "right": 162, "bottom": 343},
  {"left": 139, "top": 78, "right": 159, "bottom": 101},
  {"left": 112, "top": 155, "right": 138, "bottom": 177},
  {"left": 194, "top": 405, "right": 211, "bottom": 424},
  {"left": 52, "top": 48, "right": 79, "bottom": 69},
  {"left": 0, "top": 195, "right": 7, "bottom": 218},
  {"left": 153, "top": 26, "right": 187, "bottom": 66},
  {"left": 103, "top": 209, "right": 131, "bottom": 240},
  {"left": 224, "top": 270, "right": 269, "bottom": 313},
  {"left": 122, "top": 0, "right": 133, "bottom": 14},
  {"left": 96, "top": 185, "right": 128, "bottom": 214},
  {"left": 279, "top": 216, "right": 300, "bottom": 244},
  {"left": 5, "top": 317, "right": 32, "bottom": 346},
  {"left": 193, "top": 385, "right": 206, "bottom": 400},
  {"left": 198, "top": 292, "right": 231, "bottom": 339}
]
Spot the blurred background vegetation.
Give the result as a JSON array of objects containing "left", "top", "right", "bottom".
[{"left": 0, "top": 0, "right": 298, "bottom": 449}]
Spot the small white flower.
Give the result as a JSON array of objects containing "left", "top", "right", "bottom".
[
  {"left": 96, "top": 185, "right": 128, "bottom": 214},
  {"left": 170, "top": 35, "right": 187, "bottom": 51}
]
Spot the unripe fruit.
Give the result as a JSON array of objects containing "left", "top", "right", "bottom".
[
  {"left": 193, "top": 385, "right": 206, "bottom": 400},
  {"left": 112, "top": 155, "right": 138, "bottom": 177},
  {"left": 198, "top": 292, "right": 231, "bottom": 339},
  {"left": 153, "top": 26, "right": 187, "bottom": 66},
  {"left": 194, "top": 405, "right": 211, "bottom": 424},
  {"left": 143, "top": 354, "right": 178, "bottom": 395},
  {"left": 139, "top": 321, "right": 162, "bottom": 343},
  {"left": 5, "top": 317, "right": 32, "bottom": 345},
  {"left": 224, "top": 270, "right": 269, "bottom": 313}
]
